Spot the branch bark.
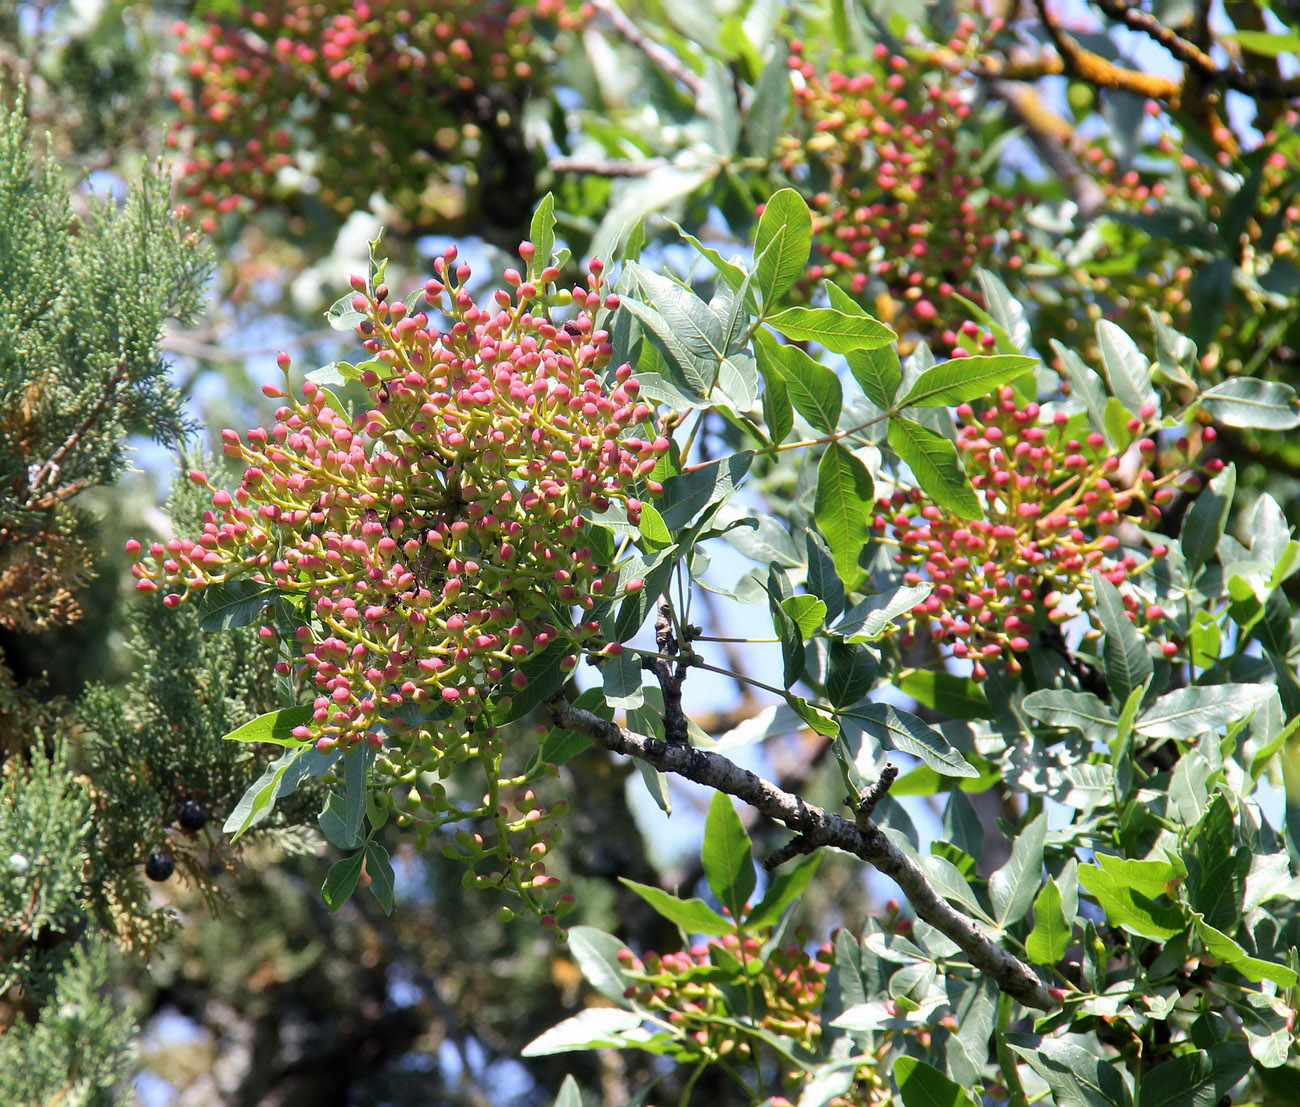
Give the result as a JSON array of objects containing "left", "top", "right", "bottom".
[
  {"left": 1032, "top": 0, "right": 1182, "bottom": 105},
  {"left": 545, "top": 697, "right": 1055, "bottom": 1011},
  {"left": 1093, "top": 0, "right": 1300, "bottom": 102}
]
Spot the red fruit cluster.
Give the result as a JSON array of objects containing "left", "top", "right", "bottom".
[
  {"left": 168, "top": 0, "right": 584, "bottom": 229},
  {"left": 617, "top": 930, "right": 833, "bottom": 1058},
  {"left": 876, "top": 388, "right": 1190, "bottom": 676},
  {"left": 1033, "top": 106, "right": 1300, "bottom": 366},
  {"left": 130, "top": 246, "right": 664, "bottom": 766},
  {"left": 778, "top": 22, "right": 1027, "bottom": 329}
]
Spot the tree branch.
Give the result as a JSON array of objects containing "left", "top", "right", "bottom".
[
  {"left": 1093, "top": 0, "right": 1300, "bottom": 102},
  {"left": 548, "top": 156, "right": 669, "bottom": 177},
  {"left": 1032, "top": 0, "right": 1182, "bottom": 105},
  {"left": 588, "top": 0, "right": 704, "bottom": 97},
  {"left": 545, "top": 697, "right": 1055, "bottom": 1011}
]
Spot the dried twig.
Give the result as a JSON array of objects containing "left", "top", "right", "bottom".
[
  {"left": 588, "top": 0, "right": 704, "bottom": 98},
  {"left": 23, "top": 358, "right": 129, "bottom": 508},
  {"left": 548, "top": 156, "right": 669, "bottom": 177}
]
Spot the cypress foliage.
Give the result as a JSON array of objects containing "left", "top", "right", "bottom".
[{"left": 0, "top": 100, "right": 304, "bottom": 1103}]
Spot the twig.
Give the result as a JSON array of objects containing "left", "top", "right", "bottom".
[
  {"left": 588, "top": 0, "right": 704, "bottom": 97},
  {"left": 545, "top": 697, "right": 1054, "bottom": 1010},
  {"left": 23, "top": 358, "right": 129, "bottom": 507},
  {"left": 1093, "top": 0, "right": 1300, "bottom": 101},
  {"left": 648, "top": 599, "right": 692, "bottom": 744},
  {"left": 548, "top": 156, "right": 669, "bottom": 177},
  {"left": 852, "top": 763, "right": 898, "bottom": 827},
  {"left": 1031, "top": 0, "right": 1182, "bottom": 105}
]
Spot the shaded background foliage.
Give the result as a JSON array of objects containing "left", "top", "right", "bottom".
[{"left": 2, "top": 0, "right": 1300, "bottom": 1104}]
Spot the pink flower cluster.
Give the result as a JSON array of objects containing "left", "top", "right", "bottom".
[
  {"left": 877, "top": 388, "right": 1187, "bottom": 676},
  {"left": 130, "top": 247, "right": 665, "bottom": 766},
  {"left": 168, "top": 0, "right": 584, "bottom": 229},
  {"left": 617, "top": 930, "right": 833, "bottom": 1057},
  {"left": 779, "top": 24, "right": 1027, "bottom": 328}
]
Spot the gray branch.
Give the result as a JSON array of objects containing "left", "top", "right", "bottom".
[{"left": 545, "top": 697, "right": 1054, "bottom": 1011}]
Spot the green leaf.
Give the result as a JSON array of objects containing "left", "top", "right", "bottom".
[
  {"left": 500, "top": 640, "right": 573, "bottom": 723},
  {"left": 887, "top": 416, "right": 982, "bottom": 520},
  {"left": 989, "top": 813, "right": 1046, "bottom": 926},
  {"left": 785, "top": 693, "right": 840, "bottom": 737},
  {"left": 365, "top": 842, "right": 395, "bottom": 915},
  {"left": 222, "top": 704, "right": 313, "bottom": 746},
  {"left": 1096, "top": 319, "right": 1156, "bottom": 413},
  {"left": 539, "top": 727, "right": 592, "bottom": 767},
  {"left": 805, "top": 531, "right": 845, "bottom": 621},
  {"left": 1006, "top": 1034, "right": 1131, "bottom": 1107},
  {"left": 814, "top": 442, "right": 874, "bottom": 589},
  {"left": 619, "top": 878, "right": 732, "bottom": 934},
  {"left": 769, "top": 567, "right": 805, "bottom": 688},
  {"left": 835, "top": 583, "right": 932, "bottom": 642},
  {"left": 766, "top": 305, "right": 894, "bottom": 353},
  {"left": 668, "top": 220, "right": 747, "bottom": 293},
  {"left": 197, "top": 579, "right": 281, "bottom": 631},
  {"left": 1184, "top": 795, "right": 1246, "bottom": 934},
  {"left": 223, "top": 747, "right": 300, "bottom": 838},
  {"left": 847, "top": 344, "right": 903, "bottom": 410},
  {"left": 754, "top": 188, "right": 812, "bottom": 306},
  {"left": 1053, "top": 341, "right": 1109, "bottom": 433},
  {"left": 1025, "top": 879, "right": 1070, "bottom": 965},
  {"left": 1023, "top": 689, "right": 1119, "bottom": 740},
  {"left": 618, "top": 295, "right": 712, "bottom": 399},
  {"left": 635, "top": 760, "right": 672, "bottom": 815},
  {"left": 613, "top": 552, "right": 676, "bottom": 642},
  {"left": 522, "top": 1008, "right": 645, "bottom": 1056},
  {"left": 896, "top": 355, "right": 1039, "bottom": 408},
  {"left": 321, "top": 851, "right": 365, "bottom": 911},
  {"left": 755, "top": 329, "right": 842, "bottom": 433},
  {"left": 566, "top": 926, "right": 637, "bottom": 1005},
  {"left": 747, "top": 852, "right": 821, "bottom": 929},
  {"left": 826, "top": 642, "right": 879, "bottom": 708},
  {"left": 658, "top": 451, "right": 753, "bottom": 531},
  {"left": 1136, "top": 683, "right": 1271, "bottom": 739},
  {"left": 325, "top": 290, "right": 366, "bottom": 332},
  {"left": 760, "top": 359, "right": 793, "bottom": 444},
  {"left": 637, "top": 502, "right": 671, "bottom": 548},
  {"left": 781, "top": 594, "right": 826, "bottom": 640},
  {"left": 1092, "top": 573, "right": 1152, "bottom": 706},
  {"left": 343, "top": 746, "right": 370, "bottom": 848},
  {"left": 1200, "top": 378, "right": 1300, "bottom": 430},
  {"left": 602, "top": 649, "right": 645, "bottom": 711},
  {"left": 1180, "top": 462, "right": 1234, "bottom": 573},
  {"left": 528, "top": 192, "right": 556, "bottom": 280},
  {"left": 1134, "top": 1044, "right": 1252, "bottom": 1107},
  {"left": 896, "top": 670, "right": 993, "bottom": 720},
  {"left": 552, "top": 1075, "right": 583, "bottom": 1107},
  {"left": 1221, "top": 29, "right": 1300, "bottom": 57},
  {"left": 841, "top": 703, "right": 978, "bottom": 777},
  {"left": 1078, "top": 861, "right": 1185, "bottom": 940},
  {"left": 894, "top": 1056, "right": 979, "bottom": 1107},
  {"left": 318, "top": 791, "right": 359, "bottom": 850},
  {"left": 629, "top": 263, "right": 728, "bottom": 367},
  {"left": 702, "top": 792, "right": 756, "bottom": 918}
]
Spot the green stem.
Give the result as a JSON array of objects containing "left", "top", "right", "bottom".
[{"left": 996, "top": 992, "right": 1030, "bottom": 1107}]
